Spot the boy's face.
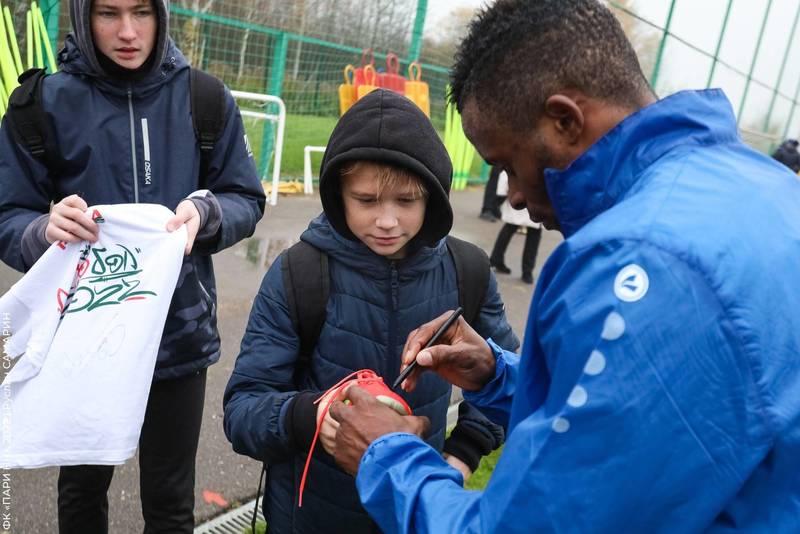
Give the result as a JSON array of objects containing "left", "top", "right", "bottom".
[
  {"left": 91, "top": 0, "right": 156, "bottom": 70},
  {"left": 341, "top": 164, "right": 427, "bottom": 260}
]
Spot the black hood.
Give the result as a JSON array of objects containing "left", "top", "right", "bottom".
[{"left": 319, "top": 89, "right": 453, "bottom": 251}]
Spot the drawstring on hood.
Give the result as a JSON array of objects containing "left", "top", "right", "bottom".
[
  {"left": 68, "top": 0, "right": 171, "bottom": 78},
  {"left": 319, "top": 89, "right": 454, "bottom": 252}
]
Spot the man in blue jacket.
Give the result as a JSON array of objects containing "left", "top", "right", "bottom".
[
  {"left": 0, "top": 0, "right": 264, "bottom": 532},
  {"left": 328, "top": 0, "right": 800, "bottom": 532}
]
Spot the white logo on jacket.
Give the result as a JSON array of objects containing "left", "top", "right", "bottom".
[
  {"left": 142, "top": 118, "right": 152, "bottom": 185},
  {"left": 614, "top": 264, "right": 649, "bottom": 302},
  {"left": 243, "top": 134, "right": 253, "bottom": 158}
]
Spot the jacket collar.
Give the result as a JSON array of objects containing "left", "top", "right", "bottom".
[
  {"left": 301, "top": 214, "right": 447, "bottom": 280},
  {"left": 545, "top": 89, "right": 740, "bottom": 237},
  {"left": 58, "top": 35, "right": 187, "bottom": 98}
]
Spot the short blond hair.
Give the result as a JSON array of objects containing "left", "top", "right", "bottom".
[{"left": 340, "top": 161, "right": 428, "bottom": 200}]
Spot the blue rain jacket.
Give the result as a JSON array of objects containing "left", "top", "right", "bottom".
[{"left": 355, "top": 90, "right": 800, "bottom": 532}]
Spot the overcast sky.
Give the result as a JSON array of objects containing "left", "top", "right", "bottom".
[
  {"left": 422, "top": 0, "right": 800, "bottom": 137},
  {"left": 426, "top": 0, "right": 487, "bottom": 26}
]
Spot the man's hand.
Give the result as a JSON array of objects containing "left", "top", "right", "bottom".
[
  {"left": 166, "top": 200, "right": 200, "bottom": 255},
  {"left": 329, "top": 387, "right": 430, "bottom": 476},
  {"left": 443, "top": 453, "right": 473, "bottom": 483},
  {"left": 399, "top": 311, "right": 496, "bottom": 393},
  {"left": 45, "top": 194, "right": 99, "bottom": 244}
]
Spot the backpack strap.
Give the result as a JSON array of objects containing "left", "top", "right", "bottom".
[
  {"left": 446, "top": 235, "right": 491, "bottom": 326},
  {"left": 189, "top": 68, "right": 226, "bottom": 186},
  {"left": 5, "top": 67, "right": 227, "bottom": 174},
  {"left": 281, "top": 241, "right": 330, "bottom": 384},
  {"left": 6, "top": 68, "right": 49, "bottom": 162},
  {"left": 280, "top": 237, "right": 488, "bottom": 380}
]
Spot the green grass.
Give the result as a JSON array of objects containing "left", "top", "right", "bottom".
[
  {"left": 242, "top": 112, "right": 487, "bottom": 183},
  {"left": 245, "top": 521, "right": 266, "bottom": 534},
  {"left": 466, "top": 445, "right": 503, "bottom": 490}
]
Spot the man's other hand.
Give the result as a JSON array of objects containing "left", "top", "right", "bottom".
[{"left": 399, "top": 311, "right": 496, "bottom": 393}]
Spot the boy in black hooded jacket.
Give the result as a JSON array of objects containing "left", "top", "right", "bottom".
[{"left": 223, "top": 89, "right": 518, "bottom": 533}]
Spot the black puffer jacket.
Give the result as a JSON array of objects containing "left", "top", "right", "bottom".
[{"left": 223, "top": 91, "right": 517, "bottom": 533}]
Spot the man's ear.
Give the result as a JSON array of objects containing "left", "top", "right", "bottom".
[{"left": 543, "top": 95, "right": 584, "bottom": 145}]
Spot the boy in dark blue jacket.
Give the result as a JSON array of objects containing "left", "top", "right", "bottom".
[
  {"left": 0, "top": 0, "right": 264, "bottom": 531},
  {"left": 223, "top": 89, "right": 518, "bottom": 533}
]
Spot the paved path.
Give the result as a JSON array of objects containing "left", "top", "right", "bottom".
[{"left": 0, "top": 188, "right": 562, "bottom": 532}]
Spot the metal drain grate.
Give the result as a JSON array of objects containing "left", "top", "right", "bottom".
[{"left": 195, "top": 499, "right": 264, "bottom": 534}]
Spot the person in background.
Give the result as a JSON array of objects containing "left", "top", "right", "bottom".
[
  {"left": 489, "top": 169, "right": 542, "bottom": 284},
  {"left": 479, "top": 164, "right": 505, "bottom": 221},
  {"left": 771, "top": 138, "right": 800, "bottom": 172}
]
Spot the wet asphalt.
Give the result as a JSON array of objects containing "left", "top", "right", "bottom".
[{"left": 0, "top": 188, "right": 562, "bottom": 532}]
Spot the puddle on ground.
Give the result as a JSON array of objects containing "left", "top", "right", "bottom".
[{"left": 236, "top": 237, "right": 297, "bottom": 270}]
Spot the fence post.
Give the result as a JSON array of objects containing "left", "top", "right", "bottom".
[
  {"left": 260, "top": 31, "right": 288, "bottom": 180},
  {"left": 763, "top": 3, "right": 800, "bottom": 139},
  {"left": 41, "top": 0, "right": 60, "bottom": 58},
  {"left": 737, "top": 0, "right": 773, "bottom": 126},
  {"left": 649, "top": 0, "right": 677, "bottom": 90},
  {"left": 706, "top": 0, "right": 734, "bottom": 88},
  {"left": 408, "top": 0, "right": 428, "bottom": 62}
]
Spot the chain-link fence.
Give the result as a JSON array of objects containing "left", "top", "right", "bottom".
[
  {"left": 6, "top": 0, "right": 800, "bottom": 175},
  {"left": 611, "top": 0, "right": 800, "bottom": 153}
]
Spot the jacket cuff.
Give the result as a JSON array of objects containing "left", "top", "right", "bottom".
[
  {"left": 284, "top": 391, "right": 318, "bottom": 452},
  {"left": 21, "top": 213, "right": 51, "bottom": 270},
  {"left": 187, "top": 190, "right": 222, "bottom": 243},
  {"left": 443, "top": 423, "right": 492, "bottom": 473}
]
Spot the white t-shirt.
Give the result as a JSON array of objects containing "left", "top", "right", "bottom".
[{"left": 1, "top": 204, "right": 186, "bottom": 468}]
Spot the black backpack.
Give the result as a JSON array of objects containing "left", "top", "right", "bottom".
[
  {"left": 5, "top": 67, "right": 226, "bottom": 178},
  {"left": 244, "top": 236, "right": 490, "bottom": 530},
  {"left": 280, "top": 235, "right": 491, "bottom": 383}
]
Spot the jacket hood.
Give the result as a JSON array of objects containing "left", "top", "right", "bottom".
[
  {"left": 301, "top": 214, "right": 447, "bottom": 279},
  {"left": 68, "top": 0, "right": 171, "bottom": 78},
  {"left": 59, "top": 34, "right": 187, "bottom": 96},
  {"left": 318, "top": 89, "right": 453, "bottom": 251}
]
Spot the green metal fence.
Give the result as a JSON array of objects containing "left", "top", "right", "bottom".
[
  {"left": 9, "top": 0, "right": 800, "bottom": 172},
  {"left": 611, "top": 0, "right": 800, "bottom": 153}
]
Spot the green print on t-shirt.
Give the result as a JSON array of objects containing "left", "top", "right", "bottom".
[{"left": 57, "top": 244, "right": 158, "bottom": 314}]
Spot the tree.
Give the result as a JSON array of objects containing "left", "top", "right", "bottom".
[
  {"left": 419, "top": 6, "right": 474, "bottom": 67},
  {"left": 177, "top": 0, "right": 218, "bottom": 67}
]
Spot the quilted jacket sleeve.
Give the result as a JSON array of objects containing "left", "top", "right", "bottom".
[
  {"left": 222, "top": 257, "right": 306, "bottom": 463},
  {"left": 0, "top": 115, "right": 55, "bottom": 272},
  {"left": 192, "top": 88, "right": 265, "bottom": 255}
]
